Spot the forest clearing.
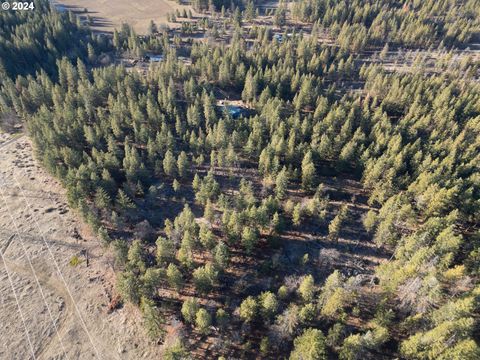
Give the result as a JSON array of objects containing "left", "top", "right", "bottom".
[{"left": 54, "top": 0, "right": 195, "bottom": 33}]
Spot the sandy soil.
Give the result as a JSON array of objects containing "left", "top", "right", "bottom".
[
  {"left": 55, "top": 0, "right": 194, "bottom": 33},
  {"left": 0, "top": 133, "right": 162, "bottom": 359}
]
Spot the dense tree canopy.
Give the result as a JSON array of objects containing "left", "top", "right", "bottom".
[
  {"left": 1, "top": 1, "right": 479, "bottom": 359},
  {"left": 0, "top": 0, "right": 109, "bottom": 78}
]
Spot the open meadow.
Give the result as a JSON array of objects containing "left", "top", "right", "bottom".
[{"left": 55, "top": 0, "right": 193, "bottom": 33}]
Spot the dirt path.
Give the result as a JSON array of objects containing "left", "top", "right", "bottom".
[{"left": 0, "top": 134, "right": 24, "bottom": 150}]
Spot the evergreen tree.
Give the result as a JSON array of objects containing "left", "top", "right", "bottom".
[
  {"left": 328, "top": 205, "right": 348, "bottom": 242},
  {"left": 214, "top": 241, "right": 229, "bottom": 270},
  {"left": 163, "top": 150, "right": 177, "bottom": 177},
  {"left": 177, "top": 151, "right": 189, "bottom": 179},
  {"left": 193, "top": 263, "right": 218, "bottom": 294},
  {"left": 181, "top": 297, "right": 199, "bottom": 324},
  {"left": 244, "top": 1, "right": 255, "bottom": 22},
  {"left": 195, "top": 308, "right": 212, "bottom": 335},
  {"left": 156, "top": 236, "right": 175, "bottom": 264},
  {"left": 275, "top": 166, "right": 289, "bottom": 200},
  {"left": 148, "top": 20, "right": 158, "bottom": 35},
  {"left": 117, "top": 270, "right": 141, "bottom": 304},
  {"left": 140, "top": 296, "right": 166, "bottom": 340},
  {"left": 241, "top": 227, "right": 259, "bottom": 254},
  {"left": 166, "top": 263, "right": 184, "bottom": 290},
  {"left": 302, "top": 151, "right": 316, "bottom": 190},
  {"left": 259, "top": 291, "right": 279, "bottom": 320},
  {"left": 298, "top": 275, "right": 315, "bottom": 302},
  {"left": 290, "top": 328, "right": 327, "bottom": 360},
  {"left": 240, "top": 296, "right": 258, "bottom": 323}
]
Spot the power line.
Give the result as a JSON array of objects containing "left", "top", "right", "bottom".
[
  {"left": 0, "top": 247, "right": 36, "bottom": 359},
  {"left": 0, "top": 188, "right": 69, "bottom": 359},
  {"left": 5, "top": 173, "right": 102, "bottom": 359}
]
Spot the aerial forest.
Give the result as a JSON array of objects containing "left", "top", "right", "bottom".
[{"left": 0, "top": 0, "right": 479, "bottom": 358}]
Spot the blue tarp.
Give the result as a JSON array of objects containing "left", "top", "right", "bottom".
[
  {"left": 222, "top": 105, "right": 247, "bottom": 118},
  {"left": 150, "top": 55, "right": 164, "bottom": 62},
  {"left": 228, "top": 106, "right": 242, "bottom": 116}
]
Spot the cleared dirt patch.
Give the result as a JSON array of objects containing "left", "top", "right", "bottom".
[{"left": 55, "top": 0, "right": 194, "bottom": 33}]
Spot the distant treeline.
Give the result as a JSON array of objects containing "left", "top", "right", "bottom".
[{"left": 0, "top": 0, "right": 110, "bottom": 78}]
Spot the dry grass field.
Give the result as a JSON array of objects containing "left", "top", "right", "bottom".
[{"left": 56, "top": 0, "right": 194, "bottom": 33}]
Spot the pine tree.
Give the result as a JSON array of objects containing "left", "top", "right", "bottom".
[
  {"left": 363, "top": 210, "right": 377, "bottom": 233},
  {"left": 199, "top": 224, "right": 215, "bottom": 249},
  {"left": 195, "top": 308, "right": 212, "bottom": 335},
  {"left": 244, "top": 1, "right": 255, "bottom": 22},
  {"left": 192, "top": 263, "right": 218, "bottom": 294},
  {"left": 163, "top": 336, "right": 188, "bottom": 360},
  {"left": 259, "top": 291, "right": 279, "bottom": 320},
  {"left": 113, "top": 29, "right": 120, "bottom": 49},
  {"left": 214, "top": 241, "right": 229, "bottom": 269},
  {"left": 181, "top": 297, "right": 199, "bottom": 324},
  {"left": 241, "top": 227, "right": 259, "bottom": 253},
  {"left": 233, "top": 7, "right": 242, "bottom": 27},
  {"left": 116, "top": 189, "right": 135, "bottom": 210},
  {"left": 192, "top": 173, "right": 201, "bottom": 191},
  {"left": 203, "top": 200, "right": 215, "bottom": 223},
  {"left": 294, "top": 77, "right": 315, "bottom": 110},
  {"left": 163, "top": 150, "right": 177, "bottom": 177},
  {"left": 274, "top": 6, "right": 286, "bottom": 27},
  {"left": 173, "top": 179, "right": 181, "bottom": 192},
  {"left": 128, "top": 239, "right": 145, "bottom": 269},
  {"left": 140, "top": 296, "right": 166, "bottom": 340},
  {"left": 95, "top": 187, "right": 111, "bottom": 210},
  {"left": 87, "top": 43, "right": 96, "bottom": 64},
  {"left": 156, "top": 236, "right": 175, "bottom": 264},
  {"left": 328, "top": 205, "right": 348, "bottom": 242},
  {"left": 302, "top": 151, "right": 316, "bottom": 190},
  {"left": 142, "top": 268, "right": 163, "bottom": 298},
  {"left": 319, "top": 270, "right": 349, "bottom": 319},
  {"left": 275, "top": 166, "right": 289, "bottom": 200},
  {"left": 177, "top": 151, "right": 189, "bottom": 178},
  {"left": 380, "top": 43, "right": 389, "bottom": 61},
  {"left": 117, "top": 270, "right": 141, "bottom": 304},
  {"left": 242, "top": 70, "right": 258, "bottom": 103},
  {"left": 166, "top": 263, "right": 184, "bottom": 290},
  {"left": 271, "top": 212, "right": 283, "bottom": 234},
  {"left": 293, "top": 203, "right": 304, "bottom": 226},
  {"left": 239, "top": 296, "right": 258, "bottom": 323},
  {"left": 290, "top": 328, "right": 327, "bottom": 360},
  {"left": 148, "top": 20, "right": 158, "bottom": 35},
  {"left": 298, "top": 275, "right": 315, "bottom": 302}
]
